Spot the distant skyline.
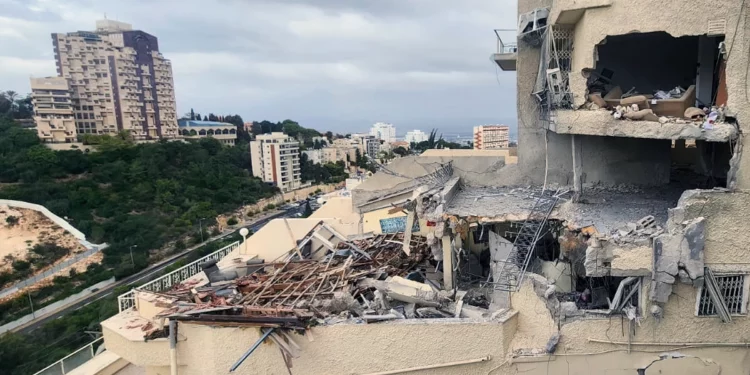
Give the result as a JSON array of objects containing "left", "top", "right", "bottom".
[{"left": 0, "top": 0, "right": 518, "bottom": 133}]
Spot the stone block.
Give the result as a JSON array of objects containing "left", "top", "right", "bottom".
[{"left": 649, "top": 281, "right": 673, "bottom": 303}]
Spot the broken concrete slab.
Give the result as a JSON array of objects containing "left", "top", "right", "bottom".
[
  {"left": 650, "top": 217, "right": 705, "bottom": 303},
  {"left": 552, "top": 109, "right": 738, "bottom": 142},
  {"left": 680, "top": 217, "right": 705, "bottom": 280}
]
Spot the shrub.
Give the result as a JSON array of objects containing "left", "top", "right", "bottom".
[
  {"left": 227, "top": 217, "right": 239, "bottom": 226},
  {"left": 264, "top": 203, "right": 276, "bottom": 210},
  {"left": 11, "top": 260, "right": 30, "bottom": 272},
  {"left": 174, "top": 239, "right": 186, "bottom": 251},
  {"left": 5, "top": 216, "right": 18, "bottom": 226},
  {"left": 211, "top": 227, "right": 221, "bottom": 236}
]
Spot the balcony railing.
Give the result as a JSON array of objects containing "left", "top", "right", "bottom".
[
  {"left": 33, "top": 337, "right": 104, "bottom": 375},
  {"left": 494, "top": 29, "right": 518, "bottom": 54},
  {"left": 493, "top": 29, "right": 518, "bottom": 71},
  {"left": 117, "top": 241, "right": 240, "bottom": 312}
]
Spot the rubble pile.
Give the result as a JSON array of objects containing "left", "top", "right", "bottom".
[
  {"left": 608, "top": 215, "right": 664, "bottom": 246},
  {"left": 147, "top": 233, "right": 488, "bottom": 333}
]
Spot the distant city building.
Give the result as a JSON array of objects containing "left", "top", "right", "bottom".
[
  {"left": 311, "top": 136, "right": 328, "bottom": 146},
  {"left": 250, "top": 133, "right": 301, "bottom": 192},
  {"left": 370, "top": 122, "right": 396, "bottom": 143},
  {"left": 177, "top": 119, "right": 237, "bottom": 145},
  {"left": 392, "top": 141, "right": 410, "bottom": 148},
  {"left": 352, "top": 133, "right": 380, "bottom": 159},
  {"left": 473, "top": 125, "right": 510, "bottom": 150},
  {"left": 36, "top": 19, "right": 177, "bottom": 142},
  {"left": 243, "top": 122, "right": 254, "bottom": 133},
  {"left": 30, "top": 77, "right": 76, "bottom": 144},
  {"left": 404, "top": 130, "right": 428, "bottom": 144},
  {"left": 303, "top": 149, "right": 323, "bottom": 165}
]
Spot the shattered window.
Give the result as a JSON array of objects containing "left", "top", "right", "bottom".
[{"left": 698, "top": 275, "right": 745, "bottom": 316}]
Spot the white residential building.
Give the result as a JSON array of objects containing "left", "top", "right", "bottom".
[
  {"left": 303, "top": 149, "right": 323, "bottom": 165},
  {"left": 370, "top": 122, "right": 396, "bottom": 143},
  {"left": 250, "top": 133, "right": 301, "bottom": 192},
  {"left": 473, "top": 125, "right": 510, "bottom": 150},
  {"left": 404, "top": 129, "right": 428, "bottom": 144}
]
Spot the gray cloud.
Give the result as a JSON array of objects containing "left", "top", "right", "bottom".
[{"left": 0, "top": 0, "right": 518, "bottom": 135}]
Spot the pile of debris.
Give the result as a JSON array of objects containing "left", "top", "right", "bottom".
[
  {"left": 147, "top": 233, "right": 494, "bottom": 336},
  {"left": 608, "top": 215, "right": 664, "bottom": 246}
]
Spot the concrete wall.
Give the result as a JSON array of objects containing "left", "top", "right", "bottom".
[{"left": 136, "top": 317, "right": 518, "bottom": 375}]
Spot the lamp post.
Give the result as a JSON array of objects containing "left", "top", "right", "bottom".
[
  {"left": 240, "top": 228, "right": 249, "bottom": 255},
  {"left": 199, "top": 218, "right": 205, "bottom": 242},
  {"left": 129, "top": 245, "right": 137, "bottom": 268}
]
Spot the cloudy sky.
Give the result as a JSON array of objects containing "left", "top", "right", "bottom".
[{"left": 0, "top": 0, "right": 517, "bottom": 135}]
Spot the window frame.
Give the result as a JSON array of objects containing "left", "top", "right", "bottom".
[{"left": 695, "top": 273, "right": 750, "bottom": 317}]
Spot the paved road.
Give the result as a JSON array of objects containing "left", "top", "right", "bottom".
[{"left": 11, "top": 206, "right": 303, "bottom": 334}]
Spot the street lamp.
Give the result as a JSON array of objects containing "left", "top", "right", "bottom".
[
  {"left": 129, "top": 245, "right": 137, "bottom": 268},
  {"left": 199, "top": 218, "right": 205, "bottom": 242}
]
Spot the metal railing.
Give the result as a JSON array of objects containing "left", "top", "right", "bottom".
[
  {"left": 494, "top": 29, "right": 518, "bottom": 54},
  {"left": 33, "top": 337, "right": 103, "bottom": 375},
  {"left": 117, "top": 241, "right": 240, "bottom": 312}
]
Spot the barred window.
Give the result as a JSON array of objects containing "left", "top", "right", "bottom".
[{"left": 698, "top": 275, "right": 745, "bottom": 316}]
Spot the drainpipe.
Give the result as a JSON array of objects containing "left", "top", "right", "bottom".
[{"left": 169, "top": 319, "right": 178, "bottom": 375}]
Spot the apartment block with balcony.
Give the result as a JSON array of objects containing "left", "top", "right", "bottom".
[
  {"left": 250, "top": 133, "right": 301, "bottom": 192},
  {"left": 29, "top": 77, "right": 77, "bottom": 143},
  {"left": 473, "top": 125, "right": 510, "bottom": 150},
  {"left": 47, "top": 20, "right": 178, "bottom": 141}
]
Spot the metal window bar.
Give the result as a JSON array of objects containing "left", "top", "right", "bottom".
[
  {"left": 486, "top": 189, "right": 565, "bottom": 292},
  {"left": 699, "top": 273, "right": 744, "bottom": 316},
  {"left": 117, "top": 241, "right": 240, "bottom": 312},
  {"left": 33, "top": 337, "right": 104, "bottom": 375}
]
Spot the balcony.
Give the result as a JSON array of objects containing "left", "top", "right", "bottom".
[{"left": 492, "top": 29, "right": 517, "bottom": 71}]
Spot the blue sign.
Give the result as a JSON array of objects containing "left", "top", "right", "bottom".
[{"left": 380, "top": 216, "right": 420, "bottom": 233}]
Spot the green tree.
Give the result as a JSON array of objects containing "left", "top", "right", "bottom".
[{"left": 393, "top": 146, "right": 409, "bottom": 157}]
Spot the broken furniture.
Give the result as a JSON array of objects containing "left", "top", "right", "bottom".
[{"left": 603, "top": 85, "right": 696, "bottom": 118}]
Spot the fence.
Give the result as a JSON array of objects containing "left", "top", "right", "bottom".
[
  {"left": 0, "top": 246, "right": 106, "bottom": 299},
  {"left": 0, "top": 277, "right": 115, "bottom": 333},
  {"left": 117, "top": 241, "right": 240, "bottom": 312},
  {"left": 33, "top": 337, "right": 104, "bottom": 375}
]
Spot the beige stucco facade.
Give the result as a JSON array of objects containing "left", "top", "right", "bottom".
[
  {"left": 45, "top": 20, "right": 178, "bottom": 141},
  {"left": 30, "top": 76, "right": 76, "bottom": 143}
]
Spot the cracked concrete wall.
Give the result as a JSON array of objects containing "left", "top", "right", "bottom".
[
  {"left": 674, "top": 189, "right": 750, "bottom": 266},
  {"left": 516, "top": 1, "right": 675, "bottom": 188},
  {"left": 556, "top": 0, "right": 750, "bottom": 189},
  {"left": 506, "top": 274, "right": 750, "bottom": 373}
]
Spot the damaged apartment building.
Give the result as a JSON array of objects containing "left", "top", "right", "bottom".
[{"left": 56, "top": 1, "right": 750, "bottom": 375}]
